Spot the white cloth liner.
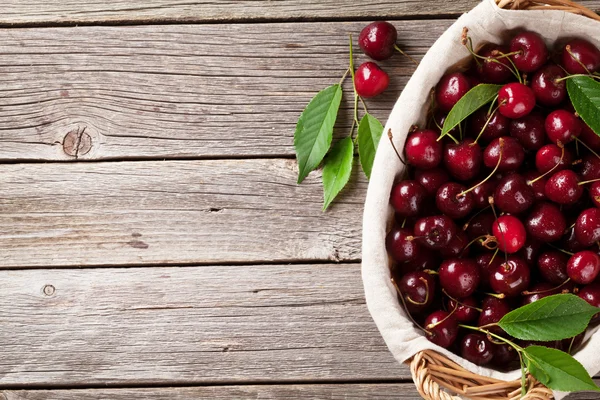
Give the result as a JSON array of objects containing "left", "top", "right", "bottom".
[{"left": 361, "top": 0, "right": 600, "bottom": 398}]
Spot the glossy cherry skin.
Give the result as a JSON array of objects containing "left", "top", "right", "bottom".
[
  {"left": 443, "top": 139, "right": 482, "bottom": 181},
  {"left": 523, "top": 170, "right": 547, "bottom": 201},
  {"left": 478, "top": 296, "right": 511, "bottom": 334},
  {"left": 525, "top": 202, "right": 567, "bottom": 242},
  {"left": 398, "top": 251, "right": 440, "bottom": 275},
  {"left": 520, "top": 238, "right": 543, "bottom": 266},
  {"left": 469, "top": 108, "right": 509, "bottom": 143},
  {"left": 578, "top": 154, "right": 600, "bottom": 181},
  {"left": 439, "top": 258, "right": 480, "bottom": 298},
  {"left": 509, "top": 112, "right": 546, "bottom": 151},
  {"left": 590, "top": 181, "right": 600, "bottom": 208},
  {"left": 510, "top": 31, "right": 548, "bottom": 72},
  {"left": 405, "top": 130, "right": 443, "bottom": 170},
  {"left": 538, "top": 251, "right": 569, "bottom": 285},
  {"left": 561, "top": 38, "right": 600, "bottom": 74},
  {"left": 476, "top": 44, "right": 513, "bottom": 83},
  {"left": 494, "top": 173, "right": 535, "bottom": 214},
  {"left": 578, "top": 283, "right": 600, "bottom": 320},
  {"left": 545, "top": 110, "right": 582, "bottom": 145},
  {"left": 475, "top": 252, "right": 503, "bottom": 290},
  {"left": 397, "top": 271, "right": 436, "bottom": 314},
  {"left": 545, "top": 170, "right": 583, "bottom": 205},
  {"left": 358, "top": 21, "right": 397, "bottom": 61},
  {"left": 522, "top": 282, "right": 560, "bottom": 305},
  {"left": 531, "top": 64, "right": 567, "bottom": 107},
  {"left": 414, "top": 215, "right": 457, "bottom": 249},
  {"left": 436, "top": 72, "right": 471, "bottom": 112},
  {"left": 493, "top": 215, "right": 527, "bottom": 254},
  {"left": 575, "top": 208, "right": 600, "bottom": 246},
  {"left": 446, "top": 296, "right": 480, "bottom": 323},
  {"left": 498, "top": 83, "right": 536, "bottom": 119},
  {"left": 492, "top": 343, "right": 519, "bottom": 370},
  {"left": 490, "top": 256, "right": 531, "bottom": 297},
  {"left": 483, "top": 137, "right": 525, "bottom": 172},
  {"left": 436, "top": 183, "right": 474, "bottom": 219},
  {"left": 386, "top": 227, "right": 420, "bottom": 262},
  {"left": 567, "top": 250, "right": 600, "bottom": 284},
  {"left": 414, "top": 168, "right": 450, "bottom": 196},
  {"left": 390, "top": 180, "right": 427, "bottom": 217},
  {"left": 580, "top": 124, "right": 600, "bottom": 152},
  {"left": 466, "top": 212, "right": 495, "bottom": 240},
  {"left": 440, "top": 230, "right": 470, "bottom": 258},
  {"left": 535, "top": 144, "right": 572, "bottom": 174},
  {"left": 424, "top": 310, "right": 459, "bottom": 348},
  {"left": 354, "top": 62, "right": 389, "bottom": 98},
  {"left": 461, "top": 333, "right": 494, "bottom": 366},
  {"left": 561, "top": 226, "right": 587, "bottom": 253}
]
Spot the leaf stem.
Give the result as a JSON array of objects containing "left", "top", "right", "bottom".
[
  {"left": 338, "top": 67, "right": 350, "bottom": 86},
  {"left": 459, "top": 324, "right": 523, "bottom": 351}
]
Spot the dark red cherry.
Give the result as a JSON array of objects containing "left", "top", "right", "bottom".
[
  {"left": 545, "top": 170, "right": 583, "bottom": 205},
  {"left": 535, "top": 144, "right": 572, "bottom": 174},
  {"left": 538, "top": 251, "right": 569, "bottom": 285},
  {"left": 475, "top": 252, "right": 503, "bottom": 289},
  {"left": 443, "top": 139, "right": 482, "bottom": 181},
  {"left": 510, "top": 31, "right": 548, "bottom": 72},
  {"left": 414, "top": 215, "right": 457, "bottom": 249},
  {"left": 446, "top": 296, "right": 480, "bottom": 323},
  {"left": 494, "top": 173, "right": 535, "bottom": 214},
  {"left": 483, "top": 137, "right": 525, "bottom": 171},
  {"left": 390, "top": 180, "right": 427, "bottom": 217},
  {"left": 520, "top": 238, "right": 543, "bottom": 266},
  {"left": 562, "top": 226, "right": 587, "bottom": 253},
  {"left": 493, "top": 215, "right": 527, "bottom": 254},
  {"left": 440, "top": 230, "right": 470, "bottom": 258},
  {"left": 545, "top": 110, "right": 582, "bottom": 145},
  {"left": 580, "top": 124, "right": 600, "bottom": 152},
  {"left": 575, "top": 208, "right": 600, "bottom": 246},
  {"left": 561, "top": 38, "right": 600, "bottom": 74},
  {"left": 510, "top": 112, "right": 547, "bottom": 151},
  {"left": 531, "top": 64, "right": 567, "bottom": 107},
  {"left": 436, "top": 182, "right": 474, "bottom": 219},
  {"left": 492, "top": 343, "right": 519, "bottom": 370},
  {"left": 523, "top": 170, "right": 547, "bottom": 201},
  {"left": 490, "top": 256, "right": 531, "bottom": 297},
  {"left": 424, "top": 310, "right": 459, "bottom": 348},
  {"left": 498, "top": 83, "right": 536, "bottom": 119},
  {"left": 522, "top": 282, "right": 560, "bottom": 305},
  {"left": 436, "top": 72, "right": 471, "bottom": 113},
  {"left": 470, "top": 179, "right": 497, "bottom": 209},
  {"left": 466, "top": 211, "right": 495, "bottom": 240},
  {"left": 398, "top": 251, "right": 440, "bottom": 275},
  {"left": 590, "top": 181, "right": 600, "bottom": 207},
  {"left": 358, "top": 21, "right": 397, "bottom": 61},
  {"left": 567, "top": 250, "right": 600, "bottom": 284},
  {"left": 405, "top": 130, "right": 443, "bottom": 169},
  {"left": 461, "top": 333, "right": 494, "bottom": 366},
  {"left": 478, "top": 296, "right": 511, "bottom": 334},
  {"left": 354, "top": 62, "right": 389, "bottom": 98},
  {"left": 525, "top": 202, "right": 567, "bottom": 242},
  {"left": 469, "top": 109, "right": 509, "bottom": 143},
  {"left": 476, "top": 44, "right": 513, "bottom": 83},
  {"left": 397, "top": 271, "right": 436, "bottom": 313},
  {"left": 578, "top": 154, "right": 600, "bottom": 181},
  {"left": 386, "top": 227, "right": 420, "bottom": 262},
  {"left": 414, "top": 168, "right": 450, "bottom": 196},
  {"left": 562, "top": 332, "right": 585, "bottom": 354},
  {"left": 439, "top": 258, "right": 480, "bottom": 298},
  {"left": 578, "top": 283, "right": 600, "bottom": 317}
]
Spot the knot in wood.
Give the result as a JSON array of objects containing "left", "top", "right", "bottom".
[
  {"left": 43, "top": 284, "right": 55, "bottom": 296},
  {"left": 63, "top": 127, "right": 92, "bottom": 157}
]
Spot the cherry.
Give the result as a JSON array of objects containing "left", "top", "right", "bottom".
[
  {"left": 476, "top": 44, "right": 513, "bottom": 83},
  {"left": 398, "top": 251, "right": 440, "bottom": 275},
  {"left": 562, "top": 226, "right": 587, "bottom": 253},
  {"left": 578, "top": 154, "right": 600, "bottom": 181},
  {"left": 525, "top": 202, "right": 566, "bottom": 242},
  {"left": 567, "top": 250, "right": 600, "bottom": 284},
  {"left": 439, "top": 258, "right": 480, "bottom": 298},
  {"left": 545, "top": 169, "right": 583, "bottom": 205},
  {"left": 475, "top": 252, "right": 504, "bottom": 289},
  {"left": 490, "top": 256, "right": 531, "bottom": 297},
  {"left": 520, "top": 238, "right": 543, "bottom": 266},
  {"left": 575, "top": 208, "right": 600, "bottom": 246},
  {"left": 414, "top": 168, "right": 450, "bottom": 196},
  {"left": 561, "top": 38, "right": 600, "bottom": 74},
  {"left": 535, "top": 144, "right": 572, "bottom": 174},
  {"left": 483, "top": 137, "right": 525, "bottom": 171},
  {"left": 590, "top": 181, "right": 600, "bottom": 207},
  {"left": 461, "top": 333, "right": 494, "bottom": 366},
  {"left": 478, "top": 296, "right": 511, "bottom": 334},
  {"left": 469, "top": 108, "right": 509, "bottom": 143},
  {"left": 580, "top": 124, "right": 600, "bottom": 152},
  {"left": 440, "top": 230, "right": 470, "bottom": 258},
  {"left": 436, "top": 72, "right": 471, "bottom": 112},
  {"left": 424, "top": 310, "right": 459, "bottom": 348},
  {"left": 390, "top": 180, "right": 427, "bottom": 217},
  {"left": 436, "top": 182, "right": 474, "bottom": 219},
  {"left": 531, "top": 64, "right": 567, "bottom": 107},
  {"left": 509, "top": 112, "right": 547, "bottom": 151},
  {"left": 405, "top": 130, "right": 443, "bottom": 169},
  {"left": 492, "top": 343, "right": 519, "bottom": 370},
  {"left": 443, "top": 138, "right": 482, "bottom": 181},
  {"left": 354, "top": 62, "right": 389, "bottom": 98},
  {"left": 578, "top": 283, "right": 600, "bottom": 317},
  {"left": 446, "top": 296, "right": 480, "bottom": 322},
  {"left": 397, "top": 271, "right": 436, "bottom": 314},
  {"left": 522, "top": 282, "right": 560, "bottom": 305},
  {"left": 358, "top": 21, "right": 397, "bottom": 61},
  {"left": 470, "top": 179, "right": 497, "bottom": 209},
  {"left": 562, "top": 333, "right": 585, "bottom": 354},
  {"left": 466, "top": 212, "right": 495, "bottom": 240},
  {"left": 498, "top": 83, "right": 536, "bottom": 119},
  {"left": 386, "top": 227, "right": 420, "bottom": 262},
  {"left": 510, "top": 31, "right": 548, "bottom": 72},
  {"left": 493, "top": 215, "right": 527, "bottom": 254},
  {"left": 414, "top": 215, "right": 457, "bottom": 249},
  {"left": 537, "top": 250, "right": 569, "bottom": 285},
  {"left": 494, "top": 173, "right": 535, "bottom": 214},
  {"left": 523, "top": 170, "right": 547, "bottom": 201},
  {"left": 545, "top": 110, "right": 582, "bottom": 145},
  {"left": 431, "top": 111, "right": 458, "bottom": 137}
]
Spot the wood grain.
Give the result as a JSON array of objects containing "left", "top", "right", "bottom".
[
  {"left": 0, "top": 21, "right": 447, "bottom": 162},
  {"left": 0, "top": 264, "right": 406, "bottom": 385}
]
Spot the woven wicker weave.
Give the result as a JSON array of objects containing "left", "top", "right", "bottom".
[{"left": 408, "top": 1, "right": 599, "bottom": 399}]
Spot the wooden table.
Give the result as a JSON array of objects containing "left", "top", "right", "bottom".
[{"left": 1, "top": 1, "right": 600, "bottom": 399}]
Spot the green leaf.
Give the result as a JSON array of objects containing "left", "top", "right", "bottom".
[
  {"left": 357, "top": 114, "right": 384, "bottom": 179},
  {"left": 441, "top": 84, "right": 501, "bottom": 137},
  {"left": 322, "top": 137, "right": 354, "bottom": 210},
  {"left": 294, "top": 84, "right": 343, "bottom": 183},
  {"left": 524, "top": 346, "right": 600, "bottom": 393},
  {"left": 567, "top": 76, "right": 600, "bottom": 136},
  {"left": 498, "top": 294, "right": 600, "bottom": 341}
]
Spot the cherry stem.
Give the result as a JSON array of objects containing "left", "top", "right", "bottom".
[
  {"left": 579, "top": 177, "right": 600, "bottom": 185},
  {"left": 489, "top": 247, "right": 500, "bottom": 265},
  {"left": 359, "top": 96, "right": 369, "bottom": 114},
  {"left": 574, "top": 136, "right": 600, "bottom": 160},
  {"left": 473, "top": 104, "right": 500, "bottom": 145},
  {"left": 404, "top": 277, "right": 430, "bottom": 306},
  {"left": 348, "top": 35, "right": 360, "bottom": 128},
  {"left": 427, "top": 302, "right": 458, "bottom": 330},
  {"left": 555, "top": 73, "right": 600, "bottom": 83},
  {"left": 566, "top": 45, "right": 593, "bottom": 76},
  {"left": 462, "top": 205, "right": 491, "bottom": 231},
  {"left": 391, "top": 277, "right": 428, "bottom": 333},
  {"left": 522, "top": 278, "right": 571, "bottom": 296},
  {"left": 458, "top": 138, "right": 504, "bottom": 198},
  {"left": 481, "top": 235, "right": 499, "bottom": 251},
  {"left": 527, "top": 144, "right": 564, "bottom": 186},
  {"left": 387, "top": 129, "right": 407, "bottom": 166},
  {"left": 567, "top": 336, "right": 576, "bottom": 354},
  {"left": 488, "top": 196, "right": 498, "bottom": 220},
  {"left": 442, "top": 289, "right": 483, "bottom": 312},
  {"left": 547, "top": 242, "right": 575, "bottom": 256},
  {"left": 401, "top": 218, "right": 407, "bottom": 229},
  {"left": 483, "top": 291, "right": 505, "bottom": 299},
  {"left": 459, "top": 324, "right": 523, "bottom": 351},
  {"left": 462, "top": 234, "right": 488, "bottom": 253},
  {"left": 393, "top": 44, "right": 418, "bottom": 66},
  {"left": 423, "top": 269, "right": 439, "bottom": 275}
]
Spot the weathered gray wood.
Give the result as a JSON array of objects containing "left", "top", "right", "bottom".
[
  {"left": 0, "top": 21, "right": 448, "bottom": 161},
  {"left": 0, "top": 264, "right": 406, "bottom": 385},
  {"left": 0, "top": 159, "right": 366, "bottom": 267}
]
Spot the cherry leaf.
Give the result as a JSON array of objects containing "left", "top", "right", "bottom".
[
  {"left": 441, "top": 84, "right": 501, "bottom": 138},
  {"left": 567, "top": 76, "right": 600, "bottom": 136},
  {"left": 357, "top": 114, "right": 384, "bottom": 179},
  {"left": 322, "top": 137, "right": 354, "bottom": 210}
]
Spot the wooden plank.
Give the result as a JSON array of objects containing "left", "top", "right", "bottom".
[
  {"left": 0, "top": 264, "right": 406, "bottom": 385},
  {"left": 0, "top": 21, "right": 448, "bottom": 162},
  {"left": 0, "top": 159, "right": 365, "bottom": 267}
]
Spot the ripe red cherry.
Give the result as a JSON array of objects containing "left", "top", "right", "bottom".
[
  {"left": 510, "top": 31, "right": 548, "bottom": 72},
  {"left": 476, "top": 44, "right": 513, "bottom": 83},
  {"left": 425, "top": 310, "right": 459, "bottom": 348},
  {"left": 398, "top": 251, "right": 440, "bottom": 275},
  {"left": 538, "top": 251, "right": 569, "bottom": 285},
  {"left": 469, "top": 109, "right": 509, "bottom": 143},
  {"left": 575, "top": 208, "right": 600, "bottom": 246},
  {"left": 531, "top": 64, "right": 567, "bottom": 107},
  {"left": 358, "top": 21, "right": 397, "bottom": 61},
  {"left": 590, "top": 181, "right": 600, "bottom": 208},
  {"left": 405, "top": 130, "right": 443, "bottom": 169},
  {"left": 478, "top": 296, "right": 511, "bottom": 334},
  {"left": 414, "top": 215, "right": 457, "bottom": 249},
  {"left": 522, "top": 282, "right": 560, "bottom": 305},
  {"left": 443, "top": 138, "right": 482, "bottom": 181},
  {"left": 567, "top": 250, "right": 600, "bottom": 284},
  {"left": 492, "top": 343, "right": 519, "bottom": 370},
  {"left": 523, "top": 170, "right": 547, "bottom": 201},
  {"left": 386, "top": 227, "right": 420, "bottom": 262},
  {"left": 354, "top": 62, "right": 389, "bottom": 98},
  {"left": 490, "top": 256, "right": 531, "bottom": 297},
  {"left": 498, "top": 83, "right": 536, "bottom": 119},
  {"left": 390, "top": 180, "right": 427, "bottom": 217},
  {"left": 520, "top": 238, "right": 543, "bottom": 266},
  {"left": 561, "top": 38, "right": 600, "bottom": 74},
  {"left": 561, "top": 226, "right": 587, "bottom": 253},
  {"left": 525, "top": 202, "right": 566, "bottom": 242},
  {"left": 493, "top": 215, "right": 527, "bottom": 254},
  {"left": 436, "top": 72, "right": 471, "bottom": 112},
  {"left": 545, "top": 170, "right": 583, "bottom": 205},
  {"left": 475, "top": 252, "right": 503, "bottom": 290},
  {"left": 494, "top": 173, "right": 535, "bottom": 214},
  {"left": 414, "top": 168, "right": 450, "bottom": 196},
  {"left": 483, "top": 137, "right": 525, "bottom": 172},
  {"left": 439, "top": 258, "right": 480, "bottom": 299},
  {"left": 436, "top": 182, "right": 474, "bottom": 219},
  {"left": 466, "top": 212, "right": 495, "bottom": 240},
  {"left": 446, "top": 296, "right": 480, "bottom": 322},
  {"left": 397, "top": 271, "right": 436, "bottom": 314},
  {"left": 461, "top": 333, "right": 494, "bottom": 366},
  {"left": 578, "top": 154, "right": 600, "bottom": 181},
  {"left": 580, "top": 124, "right": 600, "bottom": 152},
  {"left": 578, "top": 283, "right": 600, "bottom": 309},
  {"left": 509, "top": 112, "right": 547, "bottom": 151},
  {"left": 470, "top": 180, "right": 497, "bottom": 209},
  {"left": 440, "top": 230, "right": 470, "bottom": 258},
  {"left": 535, "top": 144, "right": 572, "bottom": 174},
  {"left": 545, "top": 110, "right": 582, "bottom": 144}
]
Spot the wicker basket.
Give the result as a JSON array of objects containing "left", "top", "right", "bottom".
[{"left": 408, "top": 1, "right": 599, "bottom": 399}]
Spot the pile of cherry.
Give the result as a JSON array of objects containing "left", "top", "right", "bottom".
[{"left": 388, "top": 30, "right": 600, "bottom": 369}]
